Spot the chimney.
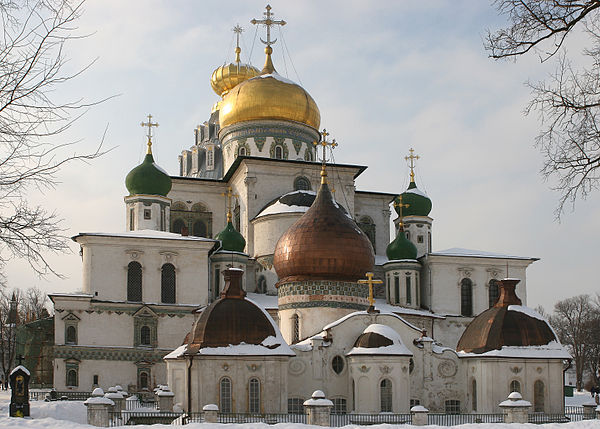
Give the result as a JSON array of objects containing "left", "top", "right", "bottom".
[{"left": 220, "top": 268, "right": 246, "bottom": 299}]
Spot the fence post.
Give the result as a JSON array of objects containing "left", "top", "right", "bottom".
[
  {"left": 499, "top": 392, "right": 530, "bottom": 424},
  {"left": 84, "top": 388, "right": 114, "bottom": 427},
  {"left": 203, "top": 404, "right": 218, "bottom": 423},
  {"left": 303, "top": 390, "right": 333, "bottom": 426},
  {"left": 595, "top": 405, "right": 600, "bottom": 419},
  {"left": 583, "top": 399, "right": 597, "bottom": 419},
  {"left": 105, "top": 387, "right": 124, "bottom": 414},
  {"left": 157, "top": 387, "right": 175, "bottom": 411},
  {"left": 410, "top": 405, "right": 429, "bottom": 426}
]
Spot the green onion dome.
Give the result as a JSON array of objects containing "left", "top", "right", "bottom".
[
  {"left": 125, "top": 152, "right": 172, "bottom": 197},
  {"left": 394, "top": 181, "right": 432, "bottom": 217},
  {"left": 386, "top": 228, "right": 417, "bottom": 260},
  {"left": 215, "top": 221, "right": 246, "bottom": 253}
]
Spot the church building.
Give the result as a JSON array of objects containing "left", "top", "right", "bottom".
[{"left": 49, "top": 5, "right": 570, "bottom": 415}]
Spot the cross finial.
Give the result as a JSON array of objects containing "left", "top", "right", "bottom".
[
  {"left": 221, "top": 186, "right": 238, "bottom": 223},
  {"left": 312, "top": 129, "right": 338, "bottom": 184},
  {"left": 393, "top": 195, "right": 410, "bottom": 229},
  {"left": 405, "top": 148, "right": 420, "bottom": 182},
  {"left": 251, "top": 5, "right": 286, "bottom": 47},
  {"left": 141, "top": 114, "right": 159, "bottom": 154},
  {"left": 16, "top": 355, "right": 24, "bottom": 366},
  {"left": 358, "top": 272, "right": 383, "bottom": 311},
  {"left": 233, "top": 25, "right": 244, "bottom": 63}
]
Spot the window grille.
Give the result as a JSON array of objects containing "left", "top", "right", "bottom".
[
  {"left": 510, "top": 380, "right": 521, "bottom": 394},
  {"left": 193, "top": 221, "right": 207, "bottom": 237},
  {"left": 445, "top": 400, "right": 461, "bottom": 414},
  {"left": 66, "top": 326, "right": 77, "bottom": 344},
  {"left": 66, "top": 369, "right": 78, "bottom": 387},
  {"left": 288, "top": 397, "right": 303, "bottom": 414},
  {"left": 489, "top": 279, "right": 499, "bottom": 308},
  {"left": 294, "top": 176, "right": 311, "bottom": 191},
  {"left": 292, "top": 314, "right": 300, "bottom": 343},
  {"left": 332, "top": 398, "right": 347, "bottom": 414},
  {"left": 460, "top": 278, "right": 473, "bottom": 316},
  {"left": 332, "top": 356, "right": 345, "bottom": 374},
  {"left": 161, "top": 263, "right": 176, "bottom": 303},
  {"left": 127, "top": 262, "right": 142, "bottom": 302},
  {"left": 248, "top": 378, "right": 260, "bottom": 413},
  {"left": 140, "top": 326, "right": 151, "bottom": 346},
  {"left": 380, "top": 379, "right": 392, "bottom": 412},
  {"left": 220, "top": 378, "right": 232, "bottom": 413}
]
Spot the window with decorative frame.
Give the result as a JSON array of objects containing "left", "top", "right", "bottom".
[
  {"left": 332, "top": 355, "right": 345, "bottom": 374},
  {"left": 380, "top": 379, "right": 392, "bottom": 412},
  {"left": 140, "top": 326, "right": 151, "bottom": 346},
  {"left": 161, "top": 263, "right": 176, "bottom": 303},
  {"left": 510, "top": 379, "right": 521, "bottom": 394},
  {"left": 275, "top": 145, "right": 283, "bottom": 159},
  {"left": 294, "top": 176, "right": 311, "bottom": 191},
  {"left": 65, "top": 325, "right": 77, "bottom": 345},
  {"left": 65, "top": 359, "right": 79, "bottom": 387},
  {"left": 288, "top": 397, "right": 303, "bottom": 414},
  {"left": 127, "top": 261, "right": 142, "bottom": 302},
  {"left": 248, "top": 378, "right": 260, "bottom": 413},
  {"left": 460, "top": 278, "right": 473, "bottom": 316},
  {"left": 220, "top": 377, "right": 232, "bottom": 413}
]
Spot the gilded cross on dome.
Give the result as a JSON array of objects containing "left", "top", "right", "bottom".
[
  {"left": 251, "top": 5, "right": 286, "bottom": 47},
  {"left": 405, "top": 148, "right": 420, "bottom": 182},
  {"left": 313, "top": 129, "right": 338, "bottom": 184},
  {"left": 233, "top": 25, "right": 243, "bottom": 63},
  {"left": 393, "top": 195, "right": 410, "bottom": 229},
  {"left": 221, "top": 186, "right": 238, "bottom": 222},
  {"left": 140, "top": 114, "right": 159, "bottom": 154},
  {"left": 358, "top": 272, "right": 383, "bottom": 311}
]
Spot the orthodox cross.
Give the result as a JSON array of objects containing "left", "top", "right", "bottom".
[
  {"left": 313, "top": 129, "right": 338, "bottom": 184},
  {"left": 405, "top": 148, "right": 420, "bottom": 182},
  {"left": 16, "top": 355, "right": 24, "bottom": 366},
  {"left": 141, "top": 114, "right": 159, "bottom": 153},
  {"left": 221, "top": 187, "right": 237, "bottom": 222},
  {"left": 393, "top": 195, "right": 410, "bottom": 229},
  {"left": 358, "top": 272, "right": 383, "bottom": 310},
  {"left": 233, "top": 25, "right": 243, "bottom": 63},
  {"left": 251, "top": 4, "right": 286, "bottom": 47}
]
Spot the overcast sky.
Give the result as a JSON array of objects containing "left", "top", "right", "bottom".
[{"left": 7, "top": 1, "right": 599, "bottom": 312}]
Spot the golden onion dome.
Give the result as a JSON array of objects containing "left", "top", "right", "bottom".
[
  {"left": 210, "top": 46, "right": 260, "bottom": 98},
  {"left": 219, "top": 46, "right": 320, "bottom": 130}
]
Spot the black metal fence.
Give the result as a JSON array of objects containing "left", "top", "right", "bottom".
[
  {"left": 331, "top": 412, "right": 411, "bottom": 426},
  {"left": 428, "top": 413, "right": 506, "bottom": 425},
  {"left": 29, "top": 390, "right": 91, "bottom": 401},
  {"left": 109, "top": 411, "right": 186, "bottom": 427}
]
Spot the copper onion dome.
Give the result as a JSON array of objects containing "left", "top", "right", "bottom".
[
  {"left": 273, "top": 167, "right": 374, "bottom": 283},
  {"left": 186, "top": 269, "right": 277, "bottom": 353},
  {"left": 456, "top": 278, "right": 557, "bottom": 354}
]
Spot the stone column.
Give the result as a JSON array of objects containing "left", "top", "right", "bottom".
[
  {"left": 582, "top": 399, "right": 597, "bottom": 419},
  {"left": 84, "top": 388, "right": 115, "bottom": 427},
  {"left": 410, "top": 405, "right": 429, "bottom": 426},
  {"left": 157, "top": 388, "right": 175, "bottom": 411},
  {"left": 203, "top": 404, "right": 219, "bottom": 423},
  {"left": 303, "top": 390, "right": 332, "bottom": 427},
  {"left": 499, "top": 392, "right": 531, "bottom": 424},
  {"left": 105, "top": 391, "right": 124, "bottom": 414}
]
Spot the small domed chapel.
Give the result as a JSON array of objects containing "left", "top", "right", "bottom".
[{"left": 50, "top": 6, "right": 570, "bottom": 415}]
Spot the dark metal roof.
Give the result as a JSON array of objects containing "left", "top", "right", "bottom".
[{"left": 353, "top": 332, "right": 393, "bottom": 348}]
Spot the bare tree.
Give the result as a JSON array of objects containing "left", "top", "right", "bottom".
[
  {"left": 0, "top": 289, "right": 20, "bottom": 386},
  {"left": 549, "top": 294, "right": 599, "bottom": 390},
  {"left": 0, "top": 0, "right": 107, "bottom": 277},
  {"left": 486, "top": 0, "right": 600, "bottom": 216}
]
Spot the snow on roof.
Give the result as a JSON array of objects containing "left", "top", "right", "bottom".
[
  {"left": 10, "top": 365, "right": 30, "bottom": 376},
  {"left": 152, "top": 162, "right": 169, "bottom": 175},
  {"left": 256, "top": 72, "right": 297, "bottom": 85},
  {"left": 374, "top": 299, "right": 445, "bottom": 319},
  {"left": 323, "top": 310, "right": 423, "bottom": 333},
  {"left": 404, "top": 187, "right": 428, "bottom": 198},
  {"left": 246, "top": 293, "right": 278, "bottom": 309},
  {"left": 430, "top": 247, "right": 537, "bottom": 260},
  {"left": 256, "top": 202, "right": 308, "bottom": 218},
  {"left": 458, "top": 341, "right": 571, "bottom": 359},
  {"left": 374, "top": 255, "right": 388, "bottom": 265},
  {"left": 508, "top": 305, "right": 546, "bottom": 322},
  {"left": 347, "top": 324, "right": 413, "bottom": 357},
  {"left": 74, "top": 230, "right": 216, "bottom": 242}
]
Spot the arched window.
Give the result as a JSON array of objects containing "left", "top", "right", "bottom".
[
  {"left": 239, "top": 146, "right": 246, "bottom": 156},
  {"left": 139, "top": 371, "right": 149, "bottom": 390},
  {"left": 332, "top": 356, "right": 345, "bottom": 374},
  {"left": 275, "top": 145, "right": 283, "bottom": 159},
  {"left": 127, "top": 262, "right": 142, "bottom": 302},
  {"left": 460, "top": 278, "right": 473, "bottom": 316},
  {"left": 256, "top": 275, "right": 267, "bottom": 294},
  {"left": 294, "top": 176, "right": 311, "bottom": 191},
  {"left": 291, "top": 314, "right": 300, "bottom": 343},
  {"left": 140, "top": 326, "right": 151, "bottom": 346},
  {"left": 172, "top": 218, "right": 186, "bottom": 234},
  {"left": 220, "top": 377, "right": 232, "bottom": 413},
  {"left": 66, "top": 326, "right": 77, "bottom": 344},
  {"left": 161, "top": 263, "right": 176, "bottom": 303},
  {"left": 66, "top": 369, "right": 77, "bottom": 387},
  {"left": 380, "top": 379, "right": 392, "bottom": 412},
  {"left": 234, "top": 202, "right": 240, "bottom": 231},
  {"left": 534, "top": 380, "right": 545, "bottom": 412},
  {"left": 472, "top": 379, "right": 477, "bottom": 411},
  {"left": 248, "top": 378, "right": 260, "bottom": 413},
  {"left": 304, "top": 150, "right": 313, "bottom": 161},
  {"left": 510, "top": 380, "right": 521, "bottom": 394},
  {"left": 488, "top": 279, "right": 499, "bottom": 308},
  {"left": 193, "top": 221, "right": 207, "bottom": 237},
  {"left": 358, "top": 216, "right": 376, "bottom": 250}
]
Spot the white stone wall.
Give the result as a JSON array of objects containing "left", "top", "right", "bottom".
[
  {"left": 383, "top": 261, "right": 422, "bottom": 309},
  {"left": 279, "top": 307, "right": 356, "bottom": 345},
  {"left": 353, "top": 192, "right": 393, "bottom": 257},
  {"left": 399, "top": 216, "right": 433, "bottom": 258},
  {"left": 124, "top": 196, "right": 171, "bottom": 232}
]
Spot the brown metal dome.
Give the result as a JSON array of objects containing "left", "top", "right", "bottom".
[
  {"left": 456, "top": 279, "right": 557, "bottom": 354},
  {"left": 273, "top": 172, "right": 374, "bottom": 283},
  {"left": 187, "top": 269, "right": 276, "bottom": 351}
]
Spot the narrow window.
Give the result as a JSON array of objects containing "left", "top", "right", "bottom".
[
  {"left": 293, "top": 176, "right": 311, "bottom": 191},
  {"left": 214, "top": 268, "right": 220, "bottom": 300},
  {"left": 352, "top": 380, "right": 355, "bottom": 412},
  {"left": 488, "top": 279, "right": 499, "bottom": 308},
  {"left": 292, "top": 314, "right": 300, "bottom": 343},
  {"left": 380, "top": 379, "right": 392, "bottom": 412},
  {"left": 143, "top": 209, "right": 151, "bottom": 220},
  {"left": 160, "top": 207, "right": 166, "bottom": 231},
  {"left": 416, "top": 275, "right": 420, "bottom": 307},
  {"left": 139, "top": 371, "right": 149, "bottom": 390},
  {"left": 239, "top": 146, "right": 246, "bottom": 156},
  {"left": 332, "top": 356, "right": 345, "bottom": 374},
  {"left": 220, "top": 378, "right": 232, "bottom": 413},
  {"left": 534, "top": 380, "right": 545, "bottom": 412},
  {"left": 172, "top": 218, "right": 186, "bottom": 234},
  {"left": 140, "top": 326, "right": 151, "bottom": 346},
  {"left": 161, "top": 263, "right": 176, "bottom": 303},
  {"left": 65, "top": 325, "right": 77, "bottom": 344},
  {"left": 129, "top": 208, "right": 135, "bottom": 231},
  {"left": 417, "top": 235, "right": 424, "bottom": 243},
  {"left": 510, "top": 380, "right": 521, "bottom": 394},
  {"left": 93, "top": 375, "right": 99, "bottom": 386},
  {"left": 460, "top": 278, "right": 473, "bottom": 316},
  {"left": 332, "top": 398, "right": 347, "bottom": 414},
  {"left": 248, "top": 378, "right": 260, "bottom": 413},
  {"left": 472, "top": 379, "right": 477, "bottom": 412},
  {"left": 127, "top": 262, "right": 142, "bottom": 302},
  {"left": 256, "top": 275, "right": 267, "bottom": 294},
  {"left": 304, "top": 150, "right": 313, "bottom": 161},
  {"left": 410, "top": 399, "right": 420, "bottom": 408},
  {"left": 193, "top": 221, "right": 207, "bottom": 237},
  {"left": 66, "top": 369, "right": 78, "bottom": 387},
  {"left": 406, "top": 275, "right": 412, "bottom": 305},
  {"left": 394, "top": 276, "right": 400, "bottom": 304},
  {"left": 275, "top": 145, "right": 283, "bottom": 159}
]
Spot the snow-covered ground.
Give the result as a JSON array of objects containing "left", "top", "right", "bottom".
[
  {"left": 0, "top": 390, "right": 598, "bottom": 428},
  {"left": 565, "top": 390, "right": 598, "bottom": 406}
]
